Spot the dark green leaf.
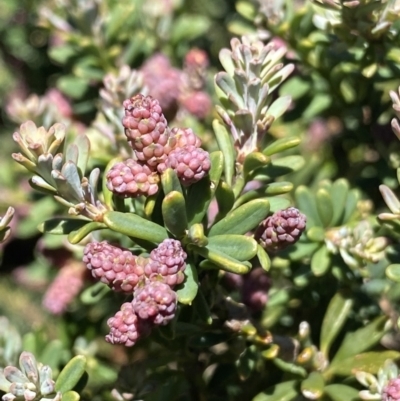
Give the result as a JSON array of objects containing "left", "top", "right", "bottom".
[{"left": 162, "top": 191, "right": 188, "bottom": 238}]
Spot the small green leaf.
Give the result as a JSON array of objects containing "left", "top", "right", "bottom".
[
  {"left": 267, "top": 96, "right": 292, "bottom": 120},
  {"left": 328, "top": 351, "right": 400, "bottom": 376},
  {"left": 295, "top": 186, "right": 322, "bottom": 228},
  {"left": 186, "top": 151, "right": 223, "bottom": 225},
  {"left": 252, "top": 380, "right": 299, "bottom": 401},
  {"left": 331, "top": 316, "right": 389, "bottom": 364},
  {"left": 380, "top": 185, "right": 400, "bottom": 215},
  {"left": 316, "top": 188, "right": 333, "bottom": 227},
  {"left": 190, "top": 244, "right": 251, "bottom": 274},
  {"left": 161, "top": 168, "right": 183, "bottom": 196},
  {"left": 324, "top": 384, "right": 359, "bottom": 401},
  {"left": 61, "top": 391, "right": 80, "bottom": 401},
  {"left": 170, "top": 14, "right": 210, "bottom": 44},
  {"left": 307, "top": 226, "right": 325, "bottom": 243},
  {"left": 311, "top": 245, "right": 331, "bottom": 276},
  {"left": 252, "top": 156, "right": 305, "bottom": 180},
  {"left": 243, "top": 152, "right": 270, "bottom": 178},
  {"left": 267, "top": 197, "right": 291, "bottom": 213},
  {"left": 386, "top": 264, "right": 400, "bottom": 282},
  {"left": 38, "top": 218, "right": 89, "bottom": 235},
  {"left": 265, "top": 182, "right": 293, "bottom": 195},
  {"left": 67, "top": 222, "right": 107, "bottom": 244},
  {"left": 55, "top": 355, "right": 87, "bottom": 393},
  {"left": 176, "top": 262, "right": 199, "bottom": 305},
  {"left": 103, "top": 211, "right": 168, "bottom": 244},
  {"left": 301, "top": 372, "right": 325, "bottom": 400},
  {"left": 330, "top": 179, "right": 349, "bottom": 226},
  {"left": 207, "top": 235, "right": 258, "bottom": 261},
  {"left": 320, "top": 291, "right": 353, "bottom": 358},
  {"left": 209, "top": 199, "right": 270, "bottom": 236},
  {"left": 257, "top": 244, "right": 271, "bottom": 271},
  {"left": 215, "top": 181, "right": 235, "bottom": 219},
  {"left": 213, "top": 120, "right": 235, "bottom": 186},
  {"left": 57, "top": 75, "right": 88, "bottom": 99},
  {"left": 162, "top": 191, "right": 188, "bottom": 238},
  {"left": 263, "top": 137, "right": 301, "bottom": 156},
  {"left": 342, "top": 189, "right": 359, "bottom": 224},
  {"left": 187, "top": 224, "right": 208, "bottom": 247}
]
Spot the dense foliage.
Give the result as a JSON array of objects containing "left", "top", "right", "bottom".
[{"left": 2, "top": 1, "right": 400, "bottom": 400}]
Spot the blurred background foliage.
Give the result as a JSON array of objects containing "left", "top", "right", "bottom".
[{"left": 3, "top": 0, "right": 400, "bottom": 400}]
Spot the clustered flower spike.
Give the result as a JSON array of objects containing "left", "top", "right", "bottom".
[
  {"left": 107, "top": 93, "right": 211, "bottom": 196},
  {"left": 145, "top": 239, "right": 187, "bottom": 287},
  {"left": 106, "top": 159, "right": 160, "bottom": 198},
  {"left": 0, "top": 352, "right": 61, "bottom": 401},
  {"left": 83, "top": 241, "right": 145, "bottom": 293},
  {"left": 83, "top": 239, "right": 187, "bottom": 347},
  {"left": 255, "top": 207, "right": 306, "bottom": 252}
]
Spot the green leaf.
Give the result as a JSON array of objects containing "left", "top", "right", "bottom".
[
  {"left": 186, "top": 151, "right": 223, "bottom": 225},
  {"left": 295, "top": 186, "right": 322, "bottom": 228},
  {"left": 55, "top": 355, "right": 87, "bottom": 393},
  {"left": 307, "top": 226, "right": 325, "bottom": 243},
  {"left": 215, "top": 181, "right": 235, "bottom": 219},
  {"left": 67, "top": 222, "right": 107, "bottom": 244},
  {"left": 324, "top": 384, "right": 359, "bottom": 401},
  {"left": 252, "top": 156, "right": 305, "bottom": 180},
  {"left": 328, "top": 351, "right": 400, "bottom": 376},
  {"left": 80, "top": 282, "right": 111, "bottom": 305},
  {"left": 320, "top": 291, "right": 353, "bottom": 358},
  {"left": 267, "top": 96, "right": 292, "bottom": 120},
  {"left": 209, "top": 199, "right": 270, "bottom": 236},
  {"left": 61, "top": 391, "right": 80, "bottom": 401},
  {"left": 38, "top": 218, "right": 89, "bottom": 235},
  {"left": 301, "top": 372, "right": 325, "bottom": 400},
  {"left": 330, "top": 179, "right": 349, "bottom": 226},
  {"left": 162, "top": 191, "right": 188, "bottom": 238},
  {"left": 57, "top": 75, "right": 88, "bottom": 99},
  {"left": 170, "top": 14, "right": 210, "bottom": 44},
  {"left": 103, "top": 157, "right": 123, "bottom": 210},
  {"left": 187, "top": 223, "right": 208, "bottom": 247},
  {"left": 243, "top": 152, "right": 270, "bottom": 178},
  {"left": 103, "top": 211, "right": 168, "bottom": 244},
  {"left": 213, "top": 120, "right": 235, "bottom": 186},
  {"left": 280, "top": 76, "right": 311, "bottom": 100},
  {"left": 265, "top": 182, "right": 293, "bottom": 195},
  {"left": 342, "top": 189, "right": 359, "bottom": 224},
  {"left": 316, "top": 188, "right": 333, "bottom": 227},
  {"left": 257, "top": 244, "right": 271, "bottom": 271},
  {"left": 176, "top": 262, "right": 199, "bottom": 305},
  {"left": 190, "top": 244, "right": 251, "bottom": 274},
  {"left": 252, "top": 380, "right": 299, "bottom": 401},
  {"left": 311, "top": 245, "right": 331, "bottom": 276},
  {"left": 73, "top": 134, "right": 90, "bottom": 176},
  {"left": 161, "top": 168, "right": 183, "bottom": 196},
  {"left": 331, "top": 316, "right": 389, "bottom": 364},
  {"left": 267, "top": 197, "right": 291, "bottom": 213},
  {"left": 207, "top": 235, "right": 258, "bottom": 261},
  {"left": 263, "top": 137, "right": 301, "bottom": 156},
  {"left": 386, "top": 264, "right": 400, "bottom": 282}
]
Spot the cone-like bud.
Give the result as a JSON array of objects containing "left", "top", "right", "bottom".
[
  {"left": 122, "top": 94, "right": 174, "bottom": 167},
  {"left": 133, "top": 281, "right": 177, "bottom": 326},
  {"left": 180, "top": 91, "right": 212, "bottom": 119},
  {"left": 106, "top": 302, "right": 146, "bottom": 347},
  {"left": 170, "top": 127, "right": 202, "bottom": 148},
  {"left": 83, "top": 241, "right": 145, "bottom": 293},
  {"left": 158, "top": 145, "right": 211, "bottom": 186},
  {"left": 42, "top": 262, "right": 86, "bottom": 315},
  {"left": 106, "top": 159, "right": 159, "bottom": 198},
  {"left": 383, "top": 377, "right": 400, "bottom": 401},
  {"left": 241, "top": 268, "right": 271, "bottom": 311},
  {"left": 255, "top": 207, "right": 306, "bottom": 252},
  {"left": 145, "top": 239, "right": 187, "bottom": 287}
]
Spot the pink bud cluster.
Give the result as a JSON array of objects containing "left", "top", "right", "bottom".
[
  {"left": 83, "top": 239, "right": 187, "bottom": 346},
  {"left": 106, "top": 94, "right": 211, "bottom": 196}
]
